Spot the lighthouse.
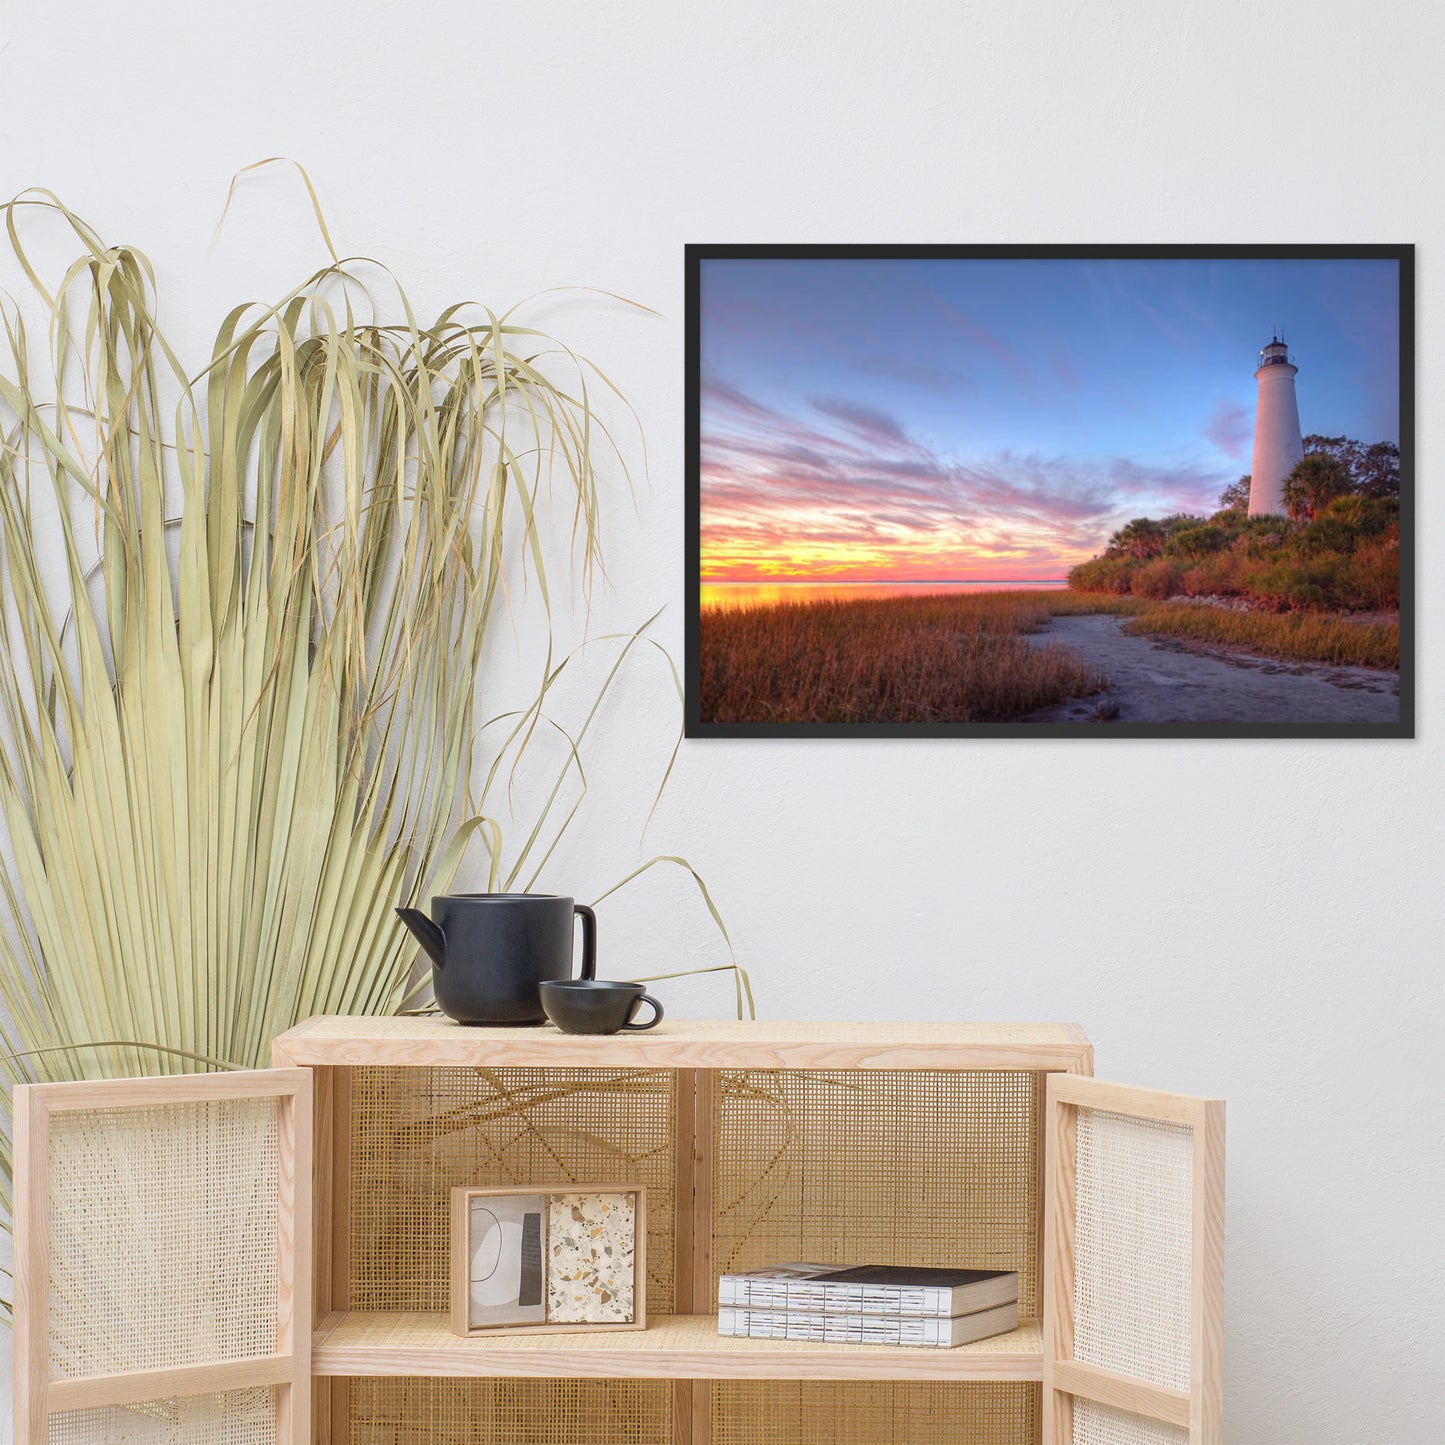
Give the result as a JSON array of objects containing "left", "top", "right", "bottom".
[{"left": 1247, "top": 336, "right": 1303, "bottom": 517}]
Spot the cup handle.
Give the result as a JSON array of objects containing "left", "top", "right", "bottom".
[
  {"left": 573, "top": 904, "right": 597, "bottom": 981},
  {"left": 622, "top": 993, "right": 664, "bottom": 1031}
]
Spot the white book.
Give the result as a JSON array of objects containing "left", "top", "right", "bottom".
[
  {"left": 717, "top": 1299, "right": 1020, "bottom": 1349},
  {"left": 717, "top": 1262, "right": 1018, "bottom": 1318}
]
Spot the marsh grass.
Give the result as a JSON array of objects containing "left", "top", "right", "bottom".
[
  {"left": 699, "top": 589, "right": 1142, "bottom": 724},
  {"left": 1124, "top": 604, "right": 1400, "bottom": 670}
]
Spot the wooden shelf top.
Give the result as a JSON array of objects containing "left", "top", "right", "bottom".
[
  {"left": 273, "top": 1015, "right": 1091, "bottom": 1070},
  {"left": 312, "top": 1311, "right": 1043, "bottom": 1382}
]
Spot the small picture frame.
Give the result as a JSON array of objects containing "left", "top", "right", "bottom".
[{"left": 450, "top": 1184, "right": 647, "bottom": 1336}]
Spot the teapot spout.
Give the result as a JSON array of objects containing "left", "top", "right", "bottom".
[{"left": 396, "top": 907, "right": 447, "bottom": 969}]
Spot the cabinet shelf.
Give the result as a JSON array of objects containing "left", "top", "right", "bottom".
[
  {"left": 275, "top": 1014, "right": 1093, "bottom": 1071},
  {"left": 311, "top": 1311, "right": 1044, "bottom": 1382}
]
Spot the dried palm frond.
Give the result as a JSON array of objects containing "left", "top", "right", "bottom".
[{"left": 0, "top": 184, "right": 744, "bottom": 1322}]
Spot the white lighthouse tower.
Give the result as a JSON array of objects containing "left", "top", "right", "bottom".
[{"left": 1247, "top": 336, "right": 1303, "bottom": 517}]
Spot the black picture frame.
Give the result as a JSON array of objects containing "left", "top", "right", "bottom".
[{"left": 685, "top": 244, "right": 1414, "bottom": 740}]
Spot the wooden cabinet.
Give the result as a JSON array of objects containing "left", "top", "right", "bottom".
[{"left": 11, "top": 1019, "right": 1223, "bottom": 1445}]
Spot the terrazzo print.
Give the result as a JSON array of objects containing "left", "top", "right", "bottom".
[{"left": 546, "top": 1192, "right": 637, "bottom": 1323}]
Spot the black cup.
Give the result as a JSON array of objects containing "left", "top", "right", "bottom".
[{"left": 539, "top": 980, "right": 664, "bottom": 1035}]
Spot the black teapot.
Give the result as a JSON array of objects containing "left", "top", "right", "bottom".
[{"left": 396, "top": 893, "right": 596, "bottom": 1025}]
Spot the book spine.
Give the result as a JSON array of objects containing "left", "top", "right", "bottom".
[
  {"left": 716, "top": 1278, "right": 953, "bottom": 1316},
  {"left": 717, "top": 1307, "right": 955, "bottom": 1347}
]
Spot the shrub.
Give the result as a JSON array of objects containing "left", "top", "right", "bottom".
[
  {"left": 1106, "top": 517, "right": 1168, "bottom": 559},
  {"left": 1210, "top": 507, "right": 1251, "bottom": 529},
  {"left": 1068, "top": 556, "right": 1135, "bottom": 594},
  {"left": 1129, "top": 557, "right": 1186, "bottom": 600},
  {"left": 1244, "top": 556, "right": 1350, "bottom": 610},
  {"left": 1355, "top": 496, "right": 1399, "bottom": 540},
  {"left": 1248, "top": 514, "right": 1292, "bottom": 539},
  {"left": 1180, "top": 553, "right": 1239, "bottom": 597},
  {"left": 1160, "top": 513, "right": 1207, "bottom": 534},
  {"left": 1070, "top": 499, "right": 1397, "bottom": 616},
  {"left": 1164, "top": 524, "right": 1228, "bottom": 559},
  {"left": 1297, "top": 515, "right": 1361, "bottom": 557},
  {"left": 1322, "top": 494, "right": 1367, "bottom": 528},
  {"left": 1230, "top": 517, "right": 1293, "bottom": 556},
  {"left": 1347, "top": 540, "right": 1401, "bottom": 610}
]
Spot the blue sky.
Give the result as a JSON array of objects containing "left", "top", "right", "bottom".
[{"left": 699, "top": 256, "right": 1400, "bottom": 582}]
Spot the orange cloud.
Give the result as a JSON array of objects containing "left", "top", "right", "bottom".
[{"left": 699, "top": 378, "right": 1228, "bottom": 584}]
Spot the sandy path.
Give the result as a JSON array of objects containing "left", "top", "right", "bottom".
[{"left": 1023, "top": 614, "right": 1399, "bottom": 725}]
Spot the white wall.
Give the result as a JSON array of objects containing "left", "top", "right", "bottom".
[{"left": 2, "top": 1, "right": 1441, "bottom": 1439}]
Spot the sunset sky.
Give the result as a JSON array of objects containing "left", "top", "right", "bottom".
[{"left": 699, "top": 256, "right": 1400, "bottom": 584}]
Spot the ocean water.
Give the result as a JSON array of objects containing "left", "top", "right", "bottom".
[{"left": 700, "top": 580, "right": 1069, "bottom": 610}]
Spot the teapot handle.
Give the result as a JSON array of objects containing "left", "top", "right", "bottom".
[{"left": 574, "top": 904, "right": 597, "bottom": 980}]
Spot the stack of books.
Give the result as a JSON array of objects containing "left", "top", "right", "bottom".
[{"left": 716, "top": 1262, "right": 1019, "bottom": 1349}]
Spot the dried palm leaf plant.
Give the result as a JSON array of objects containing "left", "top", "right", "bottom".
[{"left": 0, "top": 181, "right": 746, "bottom": 1321}]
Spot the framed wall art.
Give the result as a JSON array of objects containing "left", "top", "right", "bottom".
[
  {"left": 449, "top": 1184, "right": 646, "bottom": 1336},
  {"left": 685, "top": 244, "right": 1414, "bottom": 738}
]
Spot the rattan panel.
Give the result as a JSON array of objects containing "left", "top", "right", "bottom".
[
  {"left": 713, "top": 1381, "right": 1039, "bottom": 1445},
  {"left": 47, "top": 1100, "right": 280, "bottom": 1377},
  {"left": 1073, "top": 1108, "right": 1192, "bottom": 1391},
  {"left": 349, "top": 1067, "right": 675, "bottom": 1313},
  {"left": 347, "top": 1377, "right": 673, "bottom": 1445},
  {"left": 47, "top": 1388, "right": 277, "bottom": 1444},
  {"left": 1072, "top": 1399, "right": 1189, "bottom": 1445},
  {"left": 712, "top": 1070, "right": 1041, "bottom": 1315}
]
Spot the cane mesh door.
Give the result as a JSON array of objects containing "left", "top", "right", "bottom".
[
  {"left": 12, "top": 1069, "right": 312, "bottom": 1445},
  {"left": 1043, "top": 1076, "right": 1224, "bottom": 1445}
]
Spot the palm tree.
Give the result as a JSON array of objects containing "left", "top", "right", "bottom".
[
  {"left": 1108, "top": 517, "right": 1167, "bottom": 560},
  {"left": 1282, "top": 454, "right": 1352, "bottom": 522}
]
